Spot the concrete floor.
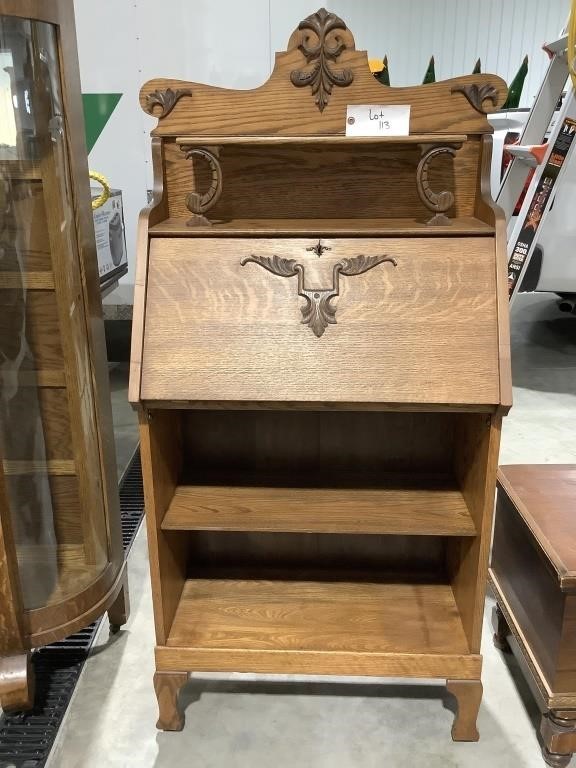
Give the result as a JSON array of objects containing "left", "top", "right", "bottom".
[{"left": 48, "top": 293, "right": 576, "bottom": 768}]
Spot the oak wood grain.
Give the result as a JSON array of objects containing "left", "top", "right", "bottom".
[
  {"left": 142, "top": 237, "right": 499, "bottom": 405},
  {"left": 133, "top": 7, "right": 510, "bottom": 727},
  {"left": 162, "top": 483, "right": 476, "bottom": 536},
  {"left": 447, "top": 679, "right": 482, "bottom": 741},
  {"left": 449, "top": 414, "right": 502, "bottom": 653},
  {"left": 0, "top": 273, "right": 54, "bottom": 290},
  {"left": 175, "top": 134, "right": 469, "bottom": 146},
  {"left": 156, "top": 644, "right": 482, "bottom": 679},
  {"left": 141, "top": 62, "right": 506, "bottom": 137},
  {"left": 163, "top": 140, "right": 480, "bottom": 222},
  {"left": 0, "top": 465, "right": 26, "bottom": 655},
  {"left": 139, "top": 410, "right": 187, "bottom": 645},
  {"left": 167, "top": 578, "right": 470, "bottom": 655},
  {"left": 149, "top": 216, "right": 494, "bottom": 237},
  {"left": 475, "top": 134, "right": 512, "bottom": 410},
  {"left": 129, "top": 137, "right": 169, "bottom": 405},
  {"left": 154, "top": 670, "right": 189, "bottom": 731}
]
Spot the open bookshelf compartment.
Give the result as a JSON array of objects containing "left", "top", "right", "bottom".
[
  {"left": 166, "top": 575, "right": 471, "bottom": 658},
  {"left": 159, "top": 526, "right": 473, "bottom": 673},
  {"left": 155, "top": 409, "right": 479, "bottom": 537}
]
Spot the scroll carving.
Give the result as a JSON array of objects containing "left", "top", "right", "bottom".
[
  {"left": 241, "top": 251, "right": 397, "bottom": 338},
  {"left": 416, "top": 145, "right": 457, "bottom": 226},
  {"left": 450, "top": 83, "right": 499, "bottom": 114},
  {"left": 180, "top": 146, "right": 223, "bottom": 226},
  {"left": 145, "top": 88, "right": 192, "bottom": 118},
  {"left": 290, "top": 8, "right": 354, "bottom": 112}
]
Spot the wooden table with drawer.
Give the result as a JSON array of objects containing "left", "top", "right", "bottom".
[
  {"left": 490, "top": 465, "right": 576, "bottom": 767},
  {"left": 130, "top": 7, "right": 511, "bottom": 742}
]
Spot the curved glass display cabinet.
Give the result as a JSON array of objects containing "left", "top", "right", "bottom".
[{"left": 0, "top": 0, "right": 128, "bottom": 710}]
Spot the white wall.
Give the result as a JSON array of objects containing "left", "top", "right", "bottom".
[{"left": 73, "top": 0, "right": 568, "bottom": 299}]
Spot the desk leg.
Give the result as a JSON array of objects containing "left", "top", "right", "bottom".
[
  {"left": 154, "top": 671, "right": 189, "bottom": 731},
  {"left": 108, "top": 570, "right": 130, "bottom": 633},
  {"left": 447, "top": 679, "right": 482, "bottom": 741},
  {"left": 492, "top": 604, "right": 510, "bottom": 652},
  {"left": 541, "top": 712, "right": 576, "bottom": 767}
]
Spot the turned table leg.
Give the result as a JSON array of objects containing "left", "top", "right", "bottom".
[
  {"left": 108, "top": 571, "right": 130, "bottom": 633},
  {"left": 154, "top": 671, "right": 189, "bottom": 731},
  {"left": 0, "top": 653, "right": 34, "bottom": 711},
  {"left": 446, "top": 679, "right": 482, "bottom": 741},
  {"left": 492, "top": 604, "right": 511, "bottom": 652},
  {"left": 541, "top": 712, "right": 576, "bottom": 767}
]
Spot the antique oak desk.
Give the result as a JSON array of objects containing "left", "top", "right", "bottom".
[
  {"left": 490, "top": 466, "right": 576, "bottom": 767},
  {"left": 130, "top": 8, "right": 511, "bottom": 739}
]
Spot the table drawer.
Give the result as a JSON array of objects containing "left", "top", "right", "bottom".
[{"left": 141, "top": 237, "right": 500, "bottom": 405}]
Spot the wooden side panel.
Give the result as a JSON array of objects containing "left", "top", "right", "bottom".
[
  {"left": 0, "top": 464, "right": 26, "bottom": 655},
  {"left": 475, "top": 135, "right": 512, "bottom": 411},
  {"left": 139, "top": 410, "right": 187, "bottom": 644},
  {"left": 449, "top": 413, "right": 501, "bottom": 652},
  {"left": 558, "top": 596, "right": 576, "bottom": 691},
  {"left": 142, "top": 237, "right": 500, "bottom": 406},
  {"left": 491, "top": 493, "right": 567, "bottom": 692},
  {"left": 129, "top": 138, "right": 169, "bottom": 405}
]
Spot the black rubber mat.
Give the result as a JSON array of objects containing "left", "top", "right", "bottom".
[{"left": 0, "top": 448, "right": 144, "bottom": 768}]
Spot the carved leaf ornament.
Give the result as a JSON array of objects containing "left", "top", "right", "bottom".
[
  {"left": 241, "top": 252, "right": 397, "bottom": 337},
  {"left": 290, "top": 8, "right": 354, "bottom": 112}
]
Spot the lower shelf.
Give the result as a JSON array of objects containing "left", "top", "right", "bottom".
[{"left": 160, "top": 576, "right": 478, "bottom": 679}]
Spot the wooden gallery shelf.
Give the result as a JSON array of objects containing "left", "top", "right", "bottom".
[
  {"left": 149, "top": 217, "right": 494, "bottom": 238},
  {"left": 161, "top": 482, "right": 477, "bottom": 536},
  {"left": 157, "top": 577, "right": 479, "bottom": 679}
]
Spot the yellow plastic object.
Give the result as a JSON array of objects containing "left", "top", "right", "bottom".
[
  {"left": 368, "top": 58, "right": 384, "bottom": 74},
  {"left": 570, "top": 0, "right": 576, "bottom": 88},
  {"left": 89, "top": 171, "right": 111, "bottom": 210}
]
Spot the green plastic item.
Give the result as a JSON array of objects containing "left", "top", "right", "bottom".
[
  {"left": 472, "top": 58, "right": 481, "bottom": 74},
  {"left": 81, "top": 93, "right": 122, "bottom": 154},
  {"left": 374, "top": 54, "right": 390, "bottom": 86},
  {"left": 423, "top": 56, "right": 435, "bottom": 84},
  {"left": 502, "top": 56, "right": 528, "bottom": 109}
]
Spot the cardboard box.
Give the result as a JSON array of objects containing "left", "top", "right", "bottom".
[{"left": 91, "top": 187, "right": 128, "bottom": 287}]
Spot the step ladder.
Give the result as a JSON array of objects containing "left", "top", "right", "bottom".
[{"left": 497, "top": 33, "right": 576, "bottom": 303}]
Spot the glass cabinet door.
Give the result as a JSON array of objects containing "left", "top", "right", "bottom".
[{"left": 0, "top": 15, "right": 109, "bottom": 609}]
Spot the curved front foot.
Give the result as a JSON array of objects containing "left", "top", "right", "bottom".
[
  {"left": 0, "top": 653, "right": 35, "bottom": 711},
  {"left": 541, "top": 713, "right": 576, "bottom": 767},
  {"left": 153, "top": 670, "right": 189, "bottom": 731},
  {"left": 446, "top": 679, "right": 482, "bottom": 742}
]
